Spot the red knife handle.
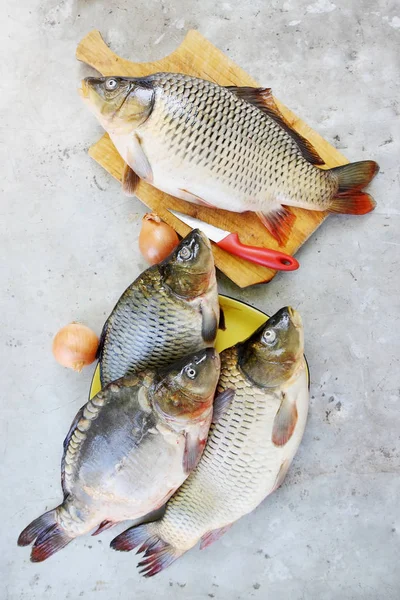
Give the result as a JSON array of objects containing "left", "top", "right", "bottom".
[{"left": 217, "top": 233, "right": 299, "bottom": 271}]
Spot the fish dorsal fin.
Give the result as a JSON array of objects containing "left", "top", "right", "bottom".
[{"left": 225, "top": 86, "right": 325, "bottom": 166}]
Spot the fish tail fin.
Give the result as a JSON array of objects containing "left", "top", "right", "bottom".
[
  {"left": 111, "top": 522, "right": 183, "bottom": 577},
  {"left": 328, "top": 160, "right": 379, "bottom": 215},
  {"left": 331, "top": 160, "right": 379, "bottom": 191},
  {"left": 18, "top": 506, "right": 73, "bottom": 562}
]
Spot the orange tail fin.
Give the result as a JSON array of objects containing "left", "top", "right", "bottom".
[
  {"left": 329, "top": 191, "right": 376, "bottom": 215},
  {"left": 328, "top": 160, "right": 379, "bottom": 215}
]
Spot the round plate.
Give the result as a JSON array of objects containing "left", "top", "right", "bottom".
[{"left": 89, "top": 295, "right": 308, "bottom": 399}]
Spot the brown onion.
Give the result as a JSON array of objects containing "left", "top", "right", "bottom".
[
  {"left": 52, "top": 323, "right": 99, "bottom": 372},
  {"left": 139, "top": 212, "right": 179, "bottom": 265}
]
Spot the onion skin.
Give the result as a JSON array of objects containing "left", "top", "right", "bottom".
[
  {"left": 52, "top": 323, "right": 99, "bottom": 372},
  {"left": 139, "top": 213, "right": 179, "bottom": 265}
]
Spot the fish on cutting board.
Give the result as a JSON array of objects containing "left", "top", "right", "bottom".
[
  {"left": 18, "top": 348, "right": 221, "bottom": 562},
  {"left": 110, "top": 307, "right": 309, "bottom": 576},
  {"left": 97, "top": 229, "right": 219, "bottom": 387},
  {"left": 80, "top": 73, "right": 379, "bottom": 245}
]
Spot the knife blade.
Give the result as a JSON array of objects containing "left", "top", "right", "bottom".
[{"left": 169, "top": 210, "right": 299, "bottom": 272}]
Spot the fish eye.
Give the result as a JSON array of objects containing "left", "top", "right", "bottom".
[
  {"left": 105, "top": 78, "right": 119, "bottom": 91},
  {"left": 185, "top": 366, "right": 197, "bottom": 379},
  {"left": 178, "top": 246, "right": 192, "bottom": 261},
  {"left": 262, "top": 329, "right": 276, "bottom": 345}
]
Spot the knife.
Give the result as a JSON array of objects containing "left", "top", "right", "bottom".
[{"left": 169, "top": 210, "right": 299, "bottom": 271}]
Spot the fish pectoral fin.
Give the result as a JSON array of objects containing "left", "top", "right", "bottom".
[
  {"left": 200, "top": 524, "right": 232, "bottom": 550},
  {"left": 219, "top": 305, "right": 226, "bottom": 331},
  {"left": 122, "top": 162, "right": 140, "bottom": 196},
  {"left": 272, "top": 458, "right": 291, "bottom": 492},
  {"left": 91, "top": 520, "right": 118, "bottom": 536},
  {"left": 225, "top": 86, "right": 325, "bottom": 166},
  {"left": 178, "top": 189, "right": 215, "bottom": 207},
  {"left": 212, "top": 388, "right": 235, "bottom": 424},
  {"left": 183, "top": 431, "right": 206, "bottom": 474},
  {"left": 126, "top": 134, "right": 153, "bottom": 183},
  {"left": 272, "top": 392, "right": 298, "bottom": 447},
  {"left": 256, "top": 206, "right": 295, "bottom": 246},
  {"left": 201, "top": 302, "right": 218, "bottom": 343}
]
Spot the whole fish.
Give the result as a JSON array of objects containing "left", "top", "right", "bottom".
[
  {"left": 81, "top": 73, "right": 378, "bottom": 244},
  {"left": 18, "top": 348, "right": 220, "bottom": 562},
  {"left": 110, "top": 307, "right": 309, "bottom": 576},
  {"left": 97, "top": 229, "right": 219, "bottom": 387}
]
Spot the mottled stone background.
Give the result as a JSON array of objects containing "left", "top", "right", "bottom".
[{"left": 1, "top": 0, "right": 399, "bottom": 598}]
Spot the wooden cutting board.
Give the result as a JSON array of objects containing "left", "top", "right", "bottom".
[{"left": 76, "top": 30, "right": 348, "bottom": 288}]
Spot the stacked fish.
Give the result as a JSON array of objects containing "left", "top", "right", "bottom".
[
  {"left": 19, "top": 71, "right": 378, "bottom": 575},
  {"left": 18, "top": 230, "right": 308, "bottom": 575}
]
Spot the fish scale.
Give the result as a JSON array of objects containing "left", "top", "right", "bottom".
[{"left": 140, "top": 73, "right": 333, "bottom": 211}]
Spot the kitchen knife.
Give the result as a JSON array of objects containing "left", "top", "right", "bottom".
[{"left": 169, "top": 210, "right": 299, "bottom": 271}]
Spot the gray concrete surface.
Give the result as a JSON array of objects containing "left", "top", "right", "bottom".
[{"left": 1, "top": 0, "right": 399, "bottom": 598}]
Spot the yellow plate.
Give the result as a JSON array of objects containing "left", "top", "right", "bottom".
[
  {"left": 89, "top": 295, "right": 309, "bottom": 399},
  {"left": 90, "top": 296, "right": 268, "bottom": 399}
]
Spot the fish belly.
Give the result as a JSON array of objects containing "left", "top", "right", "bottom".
[{"left": 74, "top": 431, "right": 187, "bottom": 525}]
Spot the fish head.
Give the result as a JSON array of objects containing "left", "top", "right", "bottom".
[
  {"left": 161, "top": 229, "right": 215, "bottom": 298},
  {"left": 239, "top": 307, "right": 304, "bottom": 387},
  {"left": 80, "top": 76, "right": 154, "bottom": 134},
  {"left": 151, "top": 348, "right": 220, "bottom": 422}
]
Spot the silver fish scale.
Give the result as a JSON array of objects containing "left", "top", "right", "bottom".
[
  {"left": 154, "top": 346, "right": 282, "bottom": 548},
  {"left": 99, "top": 268, "right": 206, "bottom": 386},
  {"left": 143, "top": 73, "right": 337, "bottom": 208}
]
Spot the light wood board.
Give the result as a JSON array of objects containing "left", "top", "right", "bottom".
[{"left": 76, "top": 29, "right": 348, "bottom": 288}]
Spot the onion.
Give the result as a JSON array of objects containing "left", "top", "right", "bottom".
[
  {"left": 52, "top": 323, "right": 99, "bottom": 372},
  {"left": 139, "top": 213, "right": 179, "bottom": 265}
]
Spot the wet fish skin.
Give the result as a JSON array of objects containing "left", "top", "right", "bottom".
[
  {"left": 81, "top": 73, "right": 378, "bottom": 244},
  {"left": 110, "top": 307, "right": 309, "bottom": 576},
  {"left": 98, "top": 229, "right": 219, "bottom": 387},
  {"left": 17, "top": 348, "right": 220, "bottom": 562}
]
